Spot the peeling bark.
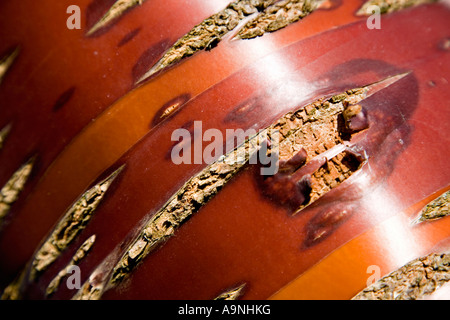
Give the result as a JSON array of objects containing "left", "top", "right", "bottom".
[
  {"left": 0, "top": 269, "right": 26, "bottom": 300},
  {"left": 46, "top": 235, "right": 96, "bottom": 296},
  {"left": 357, "top": 0, "right": 438, "bottom": 15},
  {"left": 352, "top": 253, "right": 450, "bottom": 300},
  {"left": 87, "top": 0, "right": 145, "bottom": 36},
  {"left": 138, "top": 0, "right": 325, "bottom": 82},
  {"left": 237, "top": 0, "right": 324, "bottom": 39},
  {"left": 29, "top": 166, "right": 124, "bottom": 281},
  {"left": 0, "top": 157, "right": 35, "bottom": 226},
  {"left": 413, "top": 190, "right": 449, "bottom": 224},
  {"left": 260, "top": 88, "right": 369, "bottom": 213},
  {"left": 102, "top": 132, "right": 266, "bottom": 297},
  {"left": 214, "top": 284, "right": 246, "bottom": 300}
]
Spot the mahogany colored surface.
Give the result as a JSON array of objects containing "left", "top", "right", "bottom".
[{"left": 0, "top": 2, "right": 449, "bottom": 300}]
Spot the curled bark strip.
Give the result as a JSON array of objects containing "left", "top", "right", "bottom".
[
  {"left": 352, "top": 253, "right": 450, "bottom": 300},
  {"left": 413, "top": 190, "right": 450, "bottom": 224},
  {"left": 29, "top": 166, "right": 124, "bottom": 281},
  {"left": 0, "top": 47, "right": 19, "bottom": 84},
  {"left": 87, "top": 0, "right": 145, "bottom": 36},
  {"left": 46, "top": 235, "right": 96, "bottom": 297},
  {"left": 357, "top": 0, "right": 438, "bottom": 15},
  {"left": 214, "top": 283, "right": 246, "bottom": 300},
  {"left": 0, "top": 157, "right": 35, "bottom": 227}
]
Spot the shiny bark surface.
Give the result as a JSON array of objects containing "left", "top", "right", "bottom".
[{"left": 0, "top": 0, "right": 448, "bottom": 299}]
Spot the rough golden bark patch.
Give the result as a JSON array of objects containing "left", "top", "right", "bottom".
[
  {"left": 73, "top": 83, "right": 377, "bottom": 300},
  {"left": 138, "top": 0, "right": 325, "bottom": 82},
  {"left": 352, "top": 253, "right": 450, "bottom": 300},
  {"left": 214, "top": 284, "right": 246, "bottom": 300},
  {"left": 357, "top": 0, "right": 438, "bottom": 15},
  {"left": 413, "top": 190, "right": 449, "bottom": 224},
  {"left": 0, "top": 157, "right": 35, "bottom": 226},
  {"left": 87, "top": 0, "right": 144, "bottom": 36},
  {"left": 29, "top": 166, "right": 124, "bottom": 281},
  {"left": 0, "top": 269, "right": 26, "bottom": 300},
  {"left": 237, "top": 0, "right": 324, "bottom": 39},
  {"left": 275, "top": 88, "right": 367, "bottom": 163},
  {"left": 46, "top": 235, "right": 96, "bottom": 296}
]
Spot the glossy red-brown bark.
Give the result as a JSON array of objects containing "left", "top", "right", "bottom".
[
  {"left": 0, "top": 1, "right": 449, "bottom": 300},
  {"left": 0, "top": 0, "right": 231, "bottom": 284}
]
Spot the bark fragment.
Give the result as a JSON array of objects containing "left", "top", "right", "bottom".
[
  {"left": 87, "top": 0, "right": 145, "bottom": 36},
  {"left": 261, "top": 88, "right": 368, "bottom": 213},
  {"left": 413, "top": 190, "right": 449, "bottom": 224},
  {"left": 29, "top": 166, "right": 124, "bottom": 281},
  {"left": 0, "top": 157, "right": 35, "bottom": 226},
  {"left": 352, "top": 253, "right": 450, "bottom": 300},
  {"left": 74, "top": 131, "right": 266, "bottom": 300},
  {"left": 46, "top": 235, "right": 96, "bottom": 296},
  {"left": 275, "top": 88, "right": 368, "bottom": 163},
  {"left": 357, "top": 0, "right": 438, "bottom": 15},
  {"left": 237, "top": 0, "right": 324, "bottom": 39},
  {"left": 303, "top": 149, "right": 365, "bottom": 210},
  {"left": 0, "top": 269, "right": 26, "bottom": 300},
  {"left": 214, "top": 284, "right": 246, "bottom": 300},
  {"left": 0, "top": 47, "right": 19, "bottom": 84},
  {"left": 138, "top": 0, "right": 274, "bottom": 82}
]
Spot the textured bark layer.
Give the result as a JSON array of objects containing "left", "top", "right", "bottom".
[
  {"left": 353, "top": 253, "right": 450, "bottom": 300},
  {"left": 74, "top": 130, "right": 268, "bottom": 300},
  {"left": 357, "top": 0, "right": 438, "bottom": 15},
  {"left": 46, "top": 235, "right": 96, "bottom": 296},
  {"left": 73, "top": 82, "right": 375, "bottom": 300},
  {"left": 87, "top": 0, "right": 144, "bottom": 36},
  {"left": 0, "top": 158, "right": 34, "bottom": 227},
  {"left": 214, "top": 284, "right": 246, "bottom": 300},
  {"left": 238, "top": 0, "right": 323, "bottom": 39},
  {"left": 29, "top": 166, "right": 123, "bottom": 281},
  {"left": 139, "top": 0, "right": 324, "bottom": 82},
  {"left": 414, "top": 191, "right": 449, "bottom": 224}
]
